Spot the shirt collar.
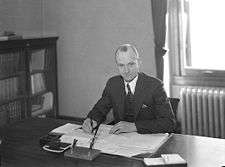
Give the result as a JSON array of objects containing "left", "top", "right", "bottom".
[{"left": 124, "top": 74, "right": 138, "bottom": 94}]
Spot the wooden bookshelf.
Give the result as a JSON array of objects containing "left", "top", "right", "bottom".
[{"left": 0, "top": 37, "right": 58, "bottom": 126}]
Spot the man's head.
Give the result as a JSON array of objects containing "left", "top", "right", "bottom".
[{"left": 115, "top": 44, "right": 141, "bottom": 82}]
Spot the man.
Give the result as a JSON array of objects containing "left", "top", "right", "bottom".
[{"left": 82, "top": 44, "right": 175, "bottom": 134}]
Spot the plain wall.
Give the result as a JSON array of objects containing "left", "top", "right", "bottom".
[
  {"left": 0, "top": 0, "right": 156, "bottom": 118},
  {"left": 0, "top": 0, "right": 43, "bottom": 36}
]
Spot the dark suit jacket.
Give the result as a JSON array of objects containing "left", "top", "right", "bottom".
[{"left": 87, "top": 72, "right": 176, "bottom": 134}]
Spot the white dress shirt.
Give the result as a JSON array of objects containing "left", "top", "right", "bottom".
[{"left": 124, "top": 75, "right": 138, "bottom": 95}]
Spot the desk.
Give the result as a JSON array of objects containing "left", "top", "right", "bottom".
[{"left": 0, "top": 118, "right": 225, "bottom": 167}]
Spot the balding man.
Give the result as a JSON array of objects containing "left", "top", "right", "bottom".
[{"left": 82, "top": 44, "right": 175, "bottom": 134}]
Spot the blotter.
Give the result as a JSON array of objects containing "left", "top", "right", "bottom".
[{"left": 64, "top": 147, "right": 101, "bottom": 161}]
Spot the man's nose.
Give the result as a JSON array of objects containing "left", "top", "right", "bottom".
[{"left": 124, "top": 65, "right": 129, "bottom": 73}]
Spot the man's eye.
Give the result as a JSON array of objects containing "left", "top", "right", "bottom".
[{"left": 128, "top": 62, "right": 135, "bottom": 66}]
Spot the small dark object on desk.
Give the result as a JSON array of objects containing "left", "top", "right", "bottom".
[
  {"left": 48, "top": 140, "right": 61, "bottom": 150},
  {"left": 43, "top": 142, "right": 71, "bottom": 153},
  {"left": 39, "top": 133, "right": 62, "bottom": 146}
]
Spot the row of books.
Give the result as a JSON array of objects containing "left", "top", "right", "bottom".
[
  {"left": 0, "top": 100, "right": 22, "bottom": 124},
  {"left": 0, "top": 73, "right": 47, "bottom": 102},
  {"left": 0, "top": 92, "right": 52, "bottom": 125},
  {"left": 0, "top": 77, "right": 18, "bottom": 101},
  {"left": 0, "top": 48, "right": 47, "bottom": 76},
  {"left": 0, "top": 52, "right": 21, "bottom": 75}
]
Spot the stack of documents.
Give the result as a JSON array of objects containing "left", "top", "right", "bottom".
[{"left": 52, "top": 123, "right": 170, "bottom": 157}]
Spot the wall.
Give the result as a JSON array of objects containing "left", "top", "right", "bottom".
[
  {"left": 0, "top": 0, "right": 43, "bottom": 36},
  {"left": 0, "top": 0, "right": 156, "bottom": 118}
]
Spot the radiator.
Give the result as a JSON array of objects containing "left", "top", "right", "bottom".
[{"left": 180, "top": 87, "right": 225, "bottom": 138}]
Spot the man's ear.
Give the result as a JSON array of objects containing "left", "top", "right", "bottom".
[
  {"left": 138, "top": 59, "right": 142, "bottom": 67},
  {"left": 137, "top": 60, "right": 143, "bottom": 73}
]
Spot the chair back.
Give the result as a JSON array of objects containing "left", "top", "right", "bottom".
[
  {"left": 168, "top": 98, "right": 180, "bottom": 119},
  {"left": 168, "top": 97, "right": 180, "bottom": 133}
]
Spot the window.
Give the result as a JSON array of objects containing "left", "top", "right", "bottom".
[
  {"left": 173, "top": 0, "right": 225, "bottom": 76},
  {"left": 188, "top": 0, "right": 225, "bottom": 70}
]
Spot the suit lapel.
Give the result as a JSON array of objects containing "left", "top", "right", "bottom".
[
  {"left": 133, "top": 73, "right": 145, "bottom": 118},
  {"left": 115, "top": 76, "right": 126, "bottom": 120}
]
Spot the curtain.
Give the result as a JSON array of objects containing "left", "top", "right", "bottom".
[{"left": 151, "top": 0, "right": 167, "bottom": 81}]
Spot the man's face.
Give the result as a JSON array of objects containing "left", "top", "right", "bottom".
[{"left": 116, "top": 48, "right": 140, "bottom": 82}]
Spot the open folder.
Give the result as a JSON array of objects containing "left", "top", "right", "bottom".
[{"left": 52, "top": 123, "right": 170, "bottom": 157}]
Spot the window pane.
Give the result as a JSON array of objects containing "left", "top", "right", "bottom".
[{"left": 188, "top": 0, "right": 225, "bottom": 70}]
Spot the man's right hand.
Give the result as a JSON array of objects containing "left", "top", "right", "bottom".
[{"left": 82, "top": 118, "right": 97, "bottom": 133}]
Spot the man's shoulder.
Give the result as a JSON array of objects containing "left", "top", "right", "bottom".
[
  {"left": 139, "top": 72, "right": 162, "bottom": 85},
  {"left": 107, "top": 75, "right": 123, "bottom": 83}
]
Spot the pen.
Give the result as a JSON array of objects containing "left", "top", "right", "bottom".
[
  {"left": 90, "top": 118, "right": 98, "bottom": 133},
  {"left": 72, "top": 139, "right": 77, "bottom": 149},
  {"left": 89, "top": 123, "right": 100, "bottom": 150},
  {"left": 71, "top": 139, "right": 77, "bottom": 154},
  {"left": 90, "top": 118, "right": 94, "bottom": 133}
]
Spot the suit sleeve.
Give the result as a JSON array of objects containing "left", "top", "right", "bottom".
[
  {"left": 87, "top": 80, "right": 112, "bottom": 124},
  {"left": 135, "top": 82, "right": 176, "bottom": 134}
]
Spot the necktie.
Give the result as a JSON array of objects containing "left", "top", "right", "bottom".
[
  {"left": 127, "top": 83, "right": 134, "bottom": 104},
  {"left": 124, "top": 83, "right": 135, "bottom": 122},
  {"left": 127, "top": 83, "right": 132, "bottom": 96}
]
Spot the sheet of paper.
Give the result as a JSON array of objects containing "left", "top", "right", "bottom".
[
  {"left": 161, "top": 154, "right": 187, "bottom": 164},
  {"left": 144, "top": 154, "right": 187, "bottom": 166},
  {"left": 51, "top": 123, "right": 81, "bottom": 134},
  {"left": 119, "top": 132, "right": 169, "bottom": 151},
  {"left": 144, "top": 157, "right": 165, "bottom": 166},
  {"left": 59, "top": 124, "right": 170, "bottom": 157}
]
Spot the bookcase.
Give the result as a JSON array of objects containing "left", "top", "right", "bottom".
[{"left": 0, "top": 37, "right": 58, "bottom": 126}]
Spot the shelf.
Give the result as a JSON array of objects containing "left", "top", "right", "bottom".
[
  {"left": 0, "top": 71, "right": 26, "bottom": 80},
  {"left": 31, "top": 108, "right": 52, "bottom": 117},
  {"left": 0, "top": 95, "right": 27, "bottom": 107},
  {"left": 30, "top": 69, "right": 52, "bottom": 75}
]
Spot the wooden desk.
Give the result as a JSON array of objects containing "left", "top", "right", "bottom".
[{"left": 0, "top": 118, "right": 225, "bottom": 167}]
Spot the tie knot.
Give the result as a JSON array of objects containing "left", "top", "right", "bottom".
[{"left": 126, "top": 83, "right": 132, "bottom": 94}]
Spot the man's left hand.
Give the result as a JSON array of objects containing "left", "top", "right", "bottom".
[{"left": 109, "top": 121, "right": 137, "bottom": 134}]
